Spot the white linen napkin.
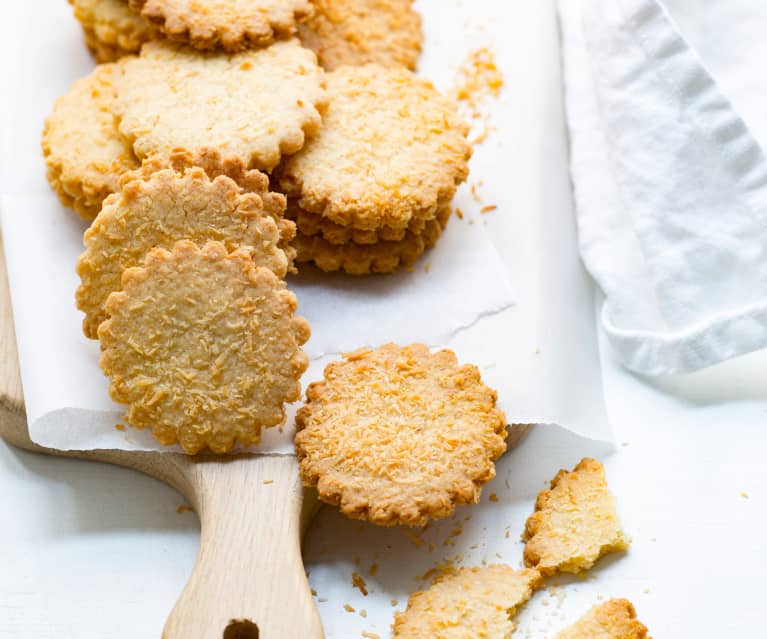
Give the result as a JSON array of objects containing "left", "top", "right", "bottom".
[{"left": 560, "top": 0, "right": 767, "bottom": 375}]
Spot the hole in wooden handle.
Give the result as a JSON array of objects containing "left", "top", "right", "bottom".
[{"left": 223, "top": 619, "right": 259, "bottom": 639}]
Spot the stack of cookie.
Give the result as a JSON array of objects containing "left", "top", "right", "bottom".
[{"left": 278, "top": 64, "right": 472, "bottom": 274}]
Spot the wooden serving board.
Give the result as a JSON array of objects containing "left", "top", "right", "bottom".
[{"left": 0, "top": 232, "right": 530, "bottom": 638}]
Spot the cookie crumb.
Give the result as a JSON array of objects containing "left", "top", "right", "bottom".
[
  {"left": 453, "top": 47, "right": 504, "bottom": 111},
  {"left": 352, "top": 572, "right": 369, "bottom": 596}
]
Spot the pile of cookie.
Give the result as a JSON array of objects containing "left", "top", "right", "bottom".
[
  {"left": 50, "top": 0, "right": 470, "bottom": 275},
  {"left": 297, "top": 343, "right": 650, "bottom": 637},
  {"left": 41, "top": 0, "right": 474, "bottom": 453}
]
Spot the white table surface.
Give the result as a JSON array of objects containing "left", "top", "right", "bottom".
[{"left": 3, "top": 0, "right": 767, "bottom": 637}]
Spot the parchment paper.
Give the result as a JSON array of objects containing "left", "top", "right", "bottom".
[{"left": 0, "top": 0, "right": 611, "bottom": 455}]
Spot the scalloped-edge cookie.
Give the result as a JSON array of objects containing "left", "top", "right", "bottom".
[
  {"left": 295, "top": 343, "right": 507, "bottom": 526},
  {"left": 523, "top": 458, "right": 630, "bottom": 576},
  {"left": 289, "top": 200, "right": 430, "bottom": 245},
  {"left": 71, "top": 0, "right": 157, "bottom": 62},
  {"left": 278, "top": 64, "right": 470, "bottom": 232},
  {"left": 293, "top": 202, "right": 450, "bottom": 275},
  {"left": 555, "top": 599, "right": 651, "bottom": 639},
  {"left": 77, "top": 165, "right": 293, "bottom": 338},
  {"left": 115, "top": 39, "right": 327, "bottom": 172},
  {"left": 298, "top": 0, "right": 422, "bottom": 71},
  {"left": 392, "top": 565, "right": 542, "bottom": 639},
  {"left": 99, "top": 240, "right": 310, "bottom": 454},
  {"left": 42, "top": 61, "right": 140, "bottom": 220},
  {"left": 129, "top": 0, "right": 313, "bottom": 51},
  {"left": 134, "top": 149, "right": 297, "bottom": 266}
]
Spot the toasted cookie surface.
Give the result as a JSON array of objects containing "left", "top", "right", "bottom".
[
  {"left": 42, "top": 61, "right": 139, "bottom": 220},
  {"left": 77, "top": 165, "right": 292, "bottom": 338},
  {"left": 293, "top": 202, "right": 451, "bottom": 274},
  {"left": 71, "top": 0, "right": 156, "bottom": 62},
  {"left": 555, "top": 599, "right": 651, "bottom": 639},
  {"left": 98, "top": 240, "right": 310, "bottom": 454},
  {"left": 114, "top": 39, "right": 326, "bottom": 171},
  {"left": 393, "top": 565, "right": 542, "bottom": 639},
  {"left": 523, "top": 458, "right": 629, "bottom": 575},
  {"left": 298, "top": 0, "right": 422, "bottom": 71},
  {"left": 279, "top": 64, "right": 470, "bottom": 232},
  {"left": 295, "top": 343, "right": 507, "bottom": 525},
  {"left": 129, "top": 0, "right": 313, "bottom": 51}
]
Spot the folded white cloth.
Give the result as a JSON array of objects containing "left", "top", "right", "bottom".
[{"left": 560, "top": 0, "right": 767, "bottom": 375}]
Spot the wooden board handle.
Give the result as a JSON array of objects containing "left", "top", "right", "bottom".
[{"left": 163, "top": 455, "right": 324, "bottom": 639}]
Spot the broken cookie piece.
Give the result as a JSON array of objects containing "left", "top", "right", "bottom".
[
  {"left": 523, "top": 458, "right": 629, "bottom": 575},
  {"left": 393, "top": 565, "right": 542, "bottom": 639},
  {"left": 555, "top": 599, "right": 651, "bottom": 639}
]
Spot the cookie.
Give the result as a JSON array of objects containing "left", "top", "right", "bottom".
[
  {"left": 114, "top": 39, "right": 327, "bottom": 172},
  {"left": 555, "top": 600, "right": 651, "bottom": 639},
  {"left": 140, "top": 148, "right": 297, "bottom": 264},
  {"left": 77, "top": 164, "right": 293, "bottom": 338},
  {"left": 290, "top": 200, "right": 429, "bottom": 245},
  {"left": 278, "top": 64, "right": 471, "bottom": 232},
  {"left": 392, "top": 565, "right": 542, "bottom": 639},
  {"left": 295, "top": 343, "right": 507, "bottom": 526},
  {"left": 293, "top": 202, "right": 451, "bottom": 275},
  {"left": 298, "top": 0, "right": 422, "bottom": 71},
  {"left": 42, "top": 61, "right": 140, "bottom": 220},
  {"left": 129, "top": 0, "right": 313, "bottom": 51},
  {"left": 70, "top": 0, "right": 156, "bottom": 62},
  {"left": 523, "top": 458, "right": 630, "bottom": 576},
  {"left": 99, "top": 240, "right": 310, "bottom": 454}
]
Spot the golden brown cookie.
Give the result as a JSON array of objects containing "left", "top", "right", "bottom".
[
  {"left": 42, "top": 61, "right": 140, "bottom": 220},
  {"left": 77, "top": 164, "right": 292, "bottom": 339},
  {"left": 114, "top": 39, "right": 327, "bottom": 172},
  {"left": 278, "top": 64, "right": 471, "bottom": 232},
  {"left": 298, "top": 0, "right": 422, "bottom": 71},
  {"left": 295, "top": 343, "right": 507, "bottom": 526},
  {"left": 129, "top": 0, "right": 313, "bottom": 51},
  {"left": 555, "top": 600, "right": 651, "bottom": 639},
  {"left": 140, "top": 148, "right": 297, "bottom": 264},
  {"left": 392, "top": 565, "right": 542, "bottom": 639},
  {"left": 523, "top": 458, "right": 630, "bottom": 576},
  {"left": 70, "top": 0, "right": 157, "bottom": 62},
  {"left": 293, "top": 202, "right": 451, "bottom": 275},
  {"left": 289, "top": 200, "right": 429, "bottom": 245},
  {"left": 99, "top": 240, "right": 310, "bottom": 454}
]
